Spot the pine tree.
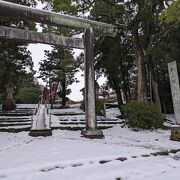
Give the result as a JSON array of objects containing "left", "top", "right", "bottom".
[{"left": 39, "top": 47, "right": 79, "bottom": 106}]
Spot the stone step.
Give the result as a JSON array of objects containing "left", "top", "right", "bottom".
[
  {"left": 0, "top": 125, "right": 30, "bottom": 132},
  {"left": 0, "top": 113, "right": 33, "bottom": 116},
  {"left": 0, "top": 111, "right": 124, "bottom": 132},
  {"left": 0, "top": 116, "right": 30, "bottom": 119},
  {"left": 16, "top": 108, "right": 35, "bottom": 110},
  {"left": 52, "top": 113, "right": 85, "bottom": 116},
  {"left": 58, "top": 118, "right": 120, "bottom": 122},
  {"left": 58, "top": 121, "right": 124, "bottom": 125},
  {"left": 0, "top": 123, "right": 31, "bottom": 127},
  {"left": 0, "top": 119, "right": 31, "bottom": 123},
  {"left": 0, "top": 108, "right": 34, "bottom": 116},
  {"left": 0, "top": 124, "right": 114, "bottom": 132},
  {"left": 0, "top": 121, "right": 120, "bottom": 127},
  {"left": 52, "top": 126, "right": 113, "bottom": 131}
]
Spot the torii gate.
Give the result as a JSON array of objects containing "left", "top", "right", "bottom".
[{"left": 0, "top": 1, "right": 116, "bottom": 138}]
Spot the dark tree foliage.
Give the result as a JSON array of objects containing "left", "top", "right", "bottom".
[
  {"left": 89, "top": 0, "right": 135, "bottom": 108},
  {"left": 1, "top": 0, "right": 180, "bottom": 112},
  {"left": 0, "top": 0, "right": 38, "bottom": 102},
  {"left": 88, "top": 0, "right": 179, "bottom": 113}
]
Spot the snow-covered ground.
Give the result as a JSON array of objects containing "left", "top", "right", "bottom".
[
  {"left": 0, "top": 127, "right": 180, "bottom": 180},
  {"left": 0, "top": 106, "right": 180, "bottom": 180}
]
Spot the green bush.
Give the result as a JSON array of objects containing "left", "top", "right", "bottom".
[
  {"left": 122, "top": 102, "right": 164, "bottom": 129},
  {"left": 80, "top": 99, "right": 105, "bottom": 116},
  {"left": 15, "top": 87, "right": 42, "bottom": 104}
]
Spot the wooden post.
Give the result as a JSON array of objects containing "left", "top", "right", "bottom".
[{"left": 81, "top": 27, "right": 104, "bottom": 139}]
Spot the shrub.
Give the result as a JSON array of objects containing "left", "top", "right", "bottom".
[
  {"left": 80, "top": 99, "right": 105, "bottom": 116},
  {"left": 15, "top": 87, "right": 42, "bottom": 104},
  {"left": 122, "top": 102, "right": 164, "bottom": 129}
]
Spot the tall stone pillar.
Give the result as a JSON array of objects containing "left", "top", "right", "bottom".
[
  {"left": 81, "top": 27, "right": 104, "bottom": 138},
  {"left": 168, "top": 61, "right": 180, "bottom": 141}
]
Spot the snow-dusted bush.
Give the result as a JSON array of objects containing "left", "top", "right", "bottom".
[{"left": 122, "top": 102, "right": 164, "bottom": 129}]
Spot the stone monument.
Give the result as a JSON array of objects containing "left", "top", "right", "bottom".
[
  {"left": 168, "top": 61, "right": 180, "bottom": 141},
  {"left": 2, "top": 82, "right": 16, "bottom": 111}
]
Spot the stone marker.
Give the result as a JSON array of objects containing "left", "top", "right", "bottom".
[
  {"left": 81, "top": 27, "right": 104, "bottom": 139},
  {"left": 2, "top": 82, "right": 16, "bottom": 111},
  {"left": 168, "top": 61, "right": 180, "bottom": 141}
]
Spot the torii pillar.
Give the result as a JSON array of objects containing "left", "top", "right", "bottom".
[{"left": 81, "top": 27, "right": 104, "bottom": 139}]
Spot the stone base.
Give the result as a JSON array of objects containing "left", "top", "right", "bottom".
[
  {"left": 2, "top": 100, "right": 16, "bottom": 111},
  {"left": 170, "top": 126, "right": 180, "bottom": 141},
  {"left": 81, "top": 129, "right": 104, "bottom": 139},
  {"left": 29, "top": 129, "right": 52, "bottom": 137}
]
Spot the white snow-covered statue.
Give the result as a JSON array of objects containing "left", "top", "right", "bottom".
[{"left": 29, "top": 101, "right": 52, "bottom": 137}]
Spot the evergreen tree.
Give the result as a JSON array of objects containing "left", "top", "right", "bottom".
[
  {"left": 38, "top": 0, "right": 85, "bottom": 106},
  {"left": 38, "top": 0, "right": 180, "bottom": 113},
  {"left": 86, "top": 0, "right": 177, "bottom": 112},
  {"left": 161, "top": 0, "right": 180, "bottom": 23},
  {"left": 88, "top": 0, "right": 135, "bottom": 108},
  {"left": 39, "top": 47, "right": 79, "bottom": 106},
  {"left": 0, "top": 0, "right": 38, "bottom": 102}
]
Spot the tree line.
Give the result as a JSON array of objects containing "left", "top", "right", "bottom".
[{"left": 0, "top": 0, "right": 179, "bottom": 112}]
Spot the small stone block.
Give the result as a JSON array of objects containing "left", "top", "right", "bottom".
[
  {"left": 170, "top": 126, "right": 180, "bottom": 141},
  {"left": 29, "top": 129, "right": 52, "bottom": 137},
  {"left": 81, "top": 129, "right": 104, "bottom": 139}
]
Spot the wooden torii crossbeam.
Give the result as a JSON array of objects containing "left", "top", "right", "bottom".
[
  {"left": 0, "top": 1, "right": 116, "bottom": 36},
  {"left": 0, "top": 25, "right": 84, "bottom": 49},
  {"left": 0, "top": 0, "right": 116, "bottom": 138}
]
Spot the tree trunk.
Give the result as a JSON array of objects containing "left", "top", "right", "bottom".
[
  {"left": 61, "top": 76, "right": 66, "bottom": 107},
  {"left": 121, "top": 65, "right": 129, "bottom": 102},
  {"left": 132, "top": 24, "right": 147, "bottom": 102},
  {"left": 116, "top": 90, "right": 123, "bottom": 109},
  {"left": 112, "top": 76, "right": 123, "bottom": 109},
  {"left": 149, "top": 70, "right": 153, "bottom": 103},
  {"left": 152, "top": 76, "right": 162, "bottom": 112},
  {"left": 127, "top": 69, "right": 132, "bottom": 102},
  {"left": 124, "top": 68, "right": 132, "bottom": 103},
  {"left": 49, "top": 80, "right": 53, "bottom": 109}
]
